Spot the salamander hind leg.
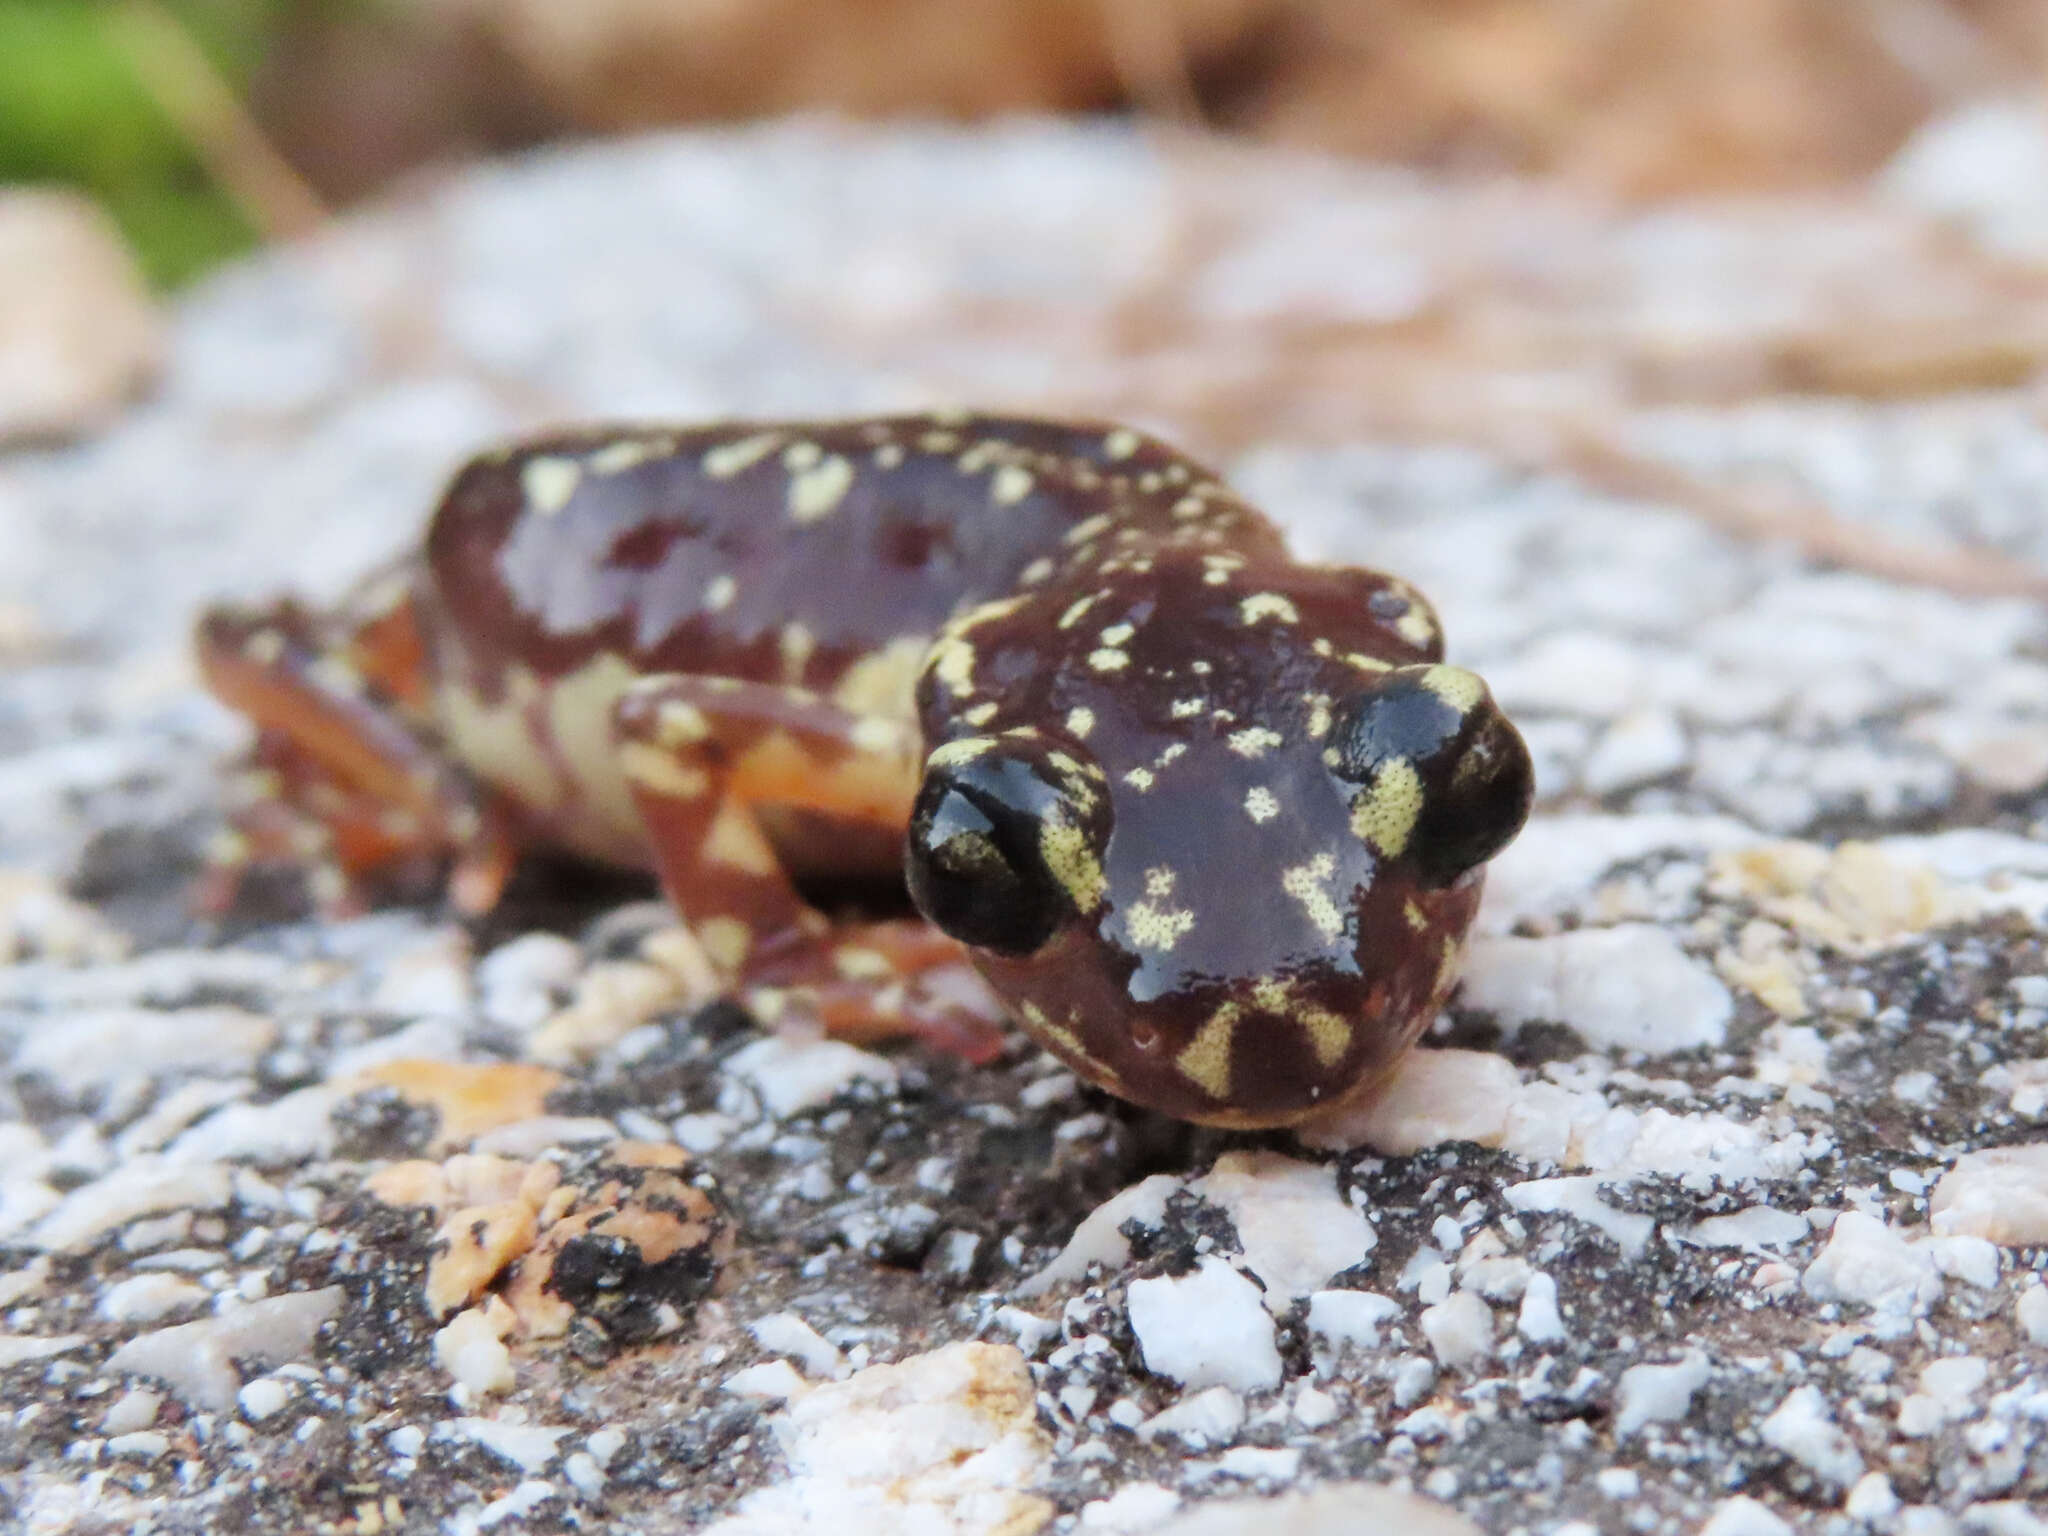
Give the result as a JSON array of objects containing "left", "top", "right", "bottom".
[
  {"left": 195, "top": 598, "right": 516, "bottom": 918},
  {"left": 612, "top": 673, "right": 1006, "bottom": 1063}
]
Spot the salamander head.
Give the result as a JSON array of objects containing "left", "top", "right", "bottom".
[{"left": 907, "top": 577, "right": 1532, "bottom": 1126}]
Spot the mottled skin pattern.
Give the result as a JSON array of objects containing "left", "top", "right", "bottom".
[{"left": 196, "top": 415, "right": 1533, "bottom": 1128}]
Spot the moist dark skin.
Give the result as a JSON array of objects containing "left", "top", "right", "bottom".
[{"left": 196, "top": 415, "right": 1533, "bottom": 1126}]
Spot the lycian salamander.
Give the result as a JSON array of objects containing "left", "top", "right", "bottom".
[{"left": 197, "top": 415, "right": 1532, "bottom": 1127}]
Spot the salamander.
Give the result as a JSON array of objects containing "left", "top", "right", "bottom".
[{"left": 196, "top": 415, "right": 1533, "bottom": 1127}]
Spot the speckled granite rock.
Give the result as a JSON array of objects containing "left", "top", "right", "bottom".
[{"left": 4, "top": 118, "right": 2048, "bottom": 1534}]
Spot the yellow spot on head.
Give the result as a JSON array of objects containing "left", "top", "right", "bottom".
[
  {"left": 1396, "top": 605, "right": 1438, "bottom": 648},
  {"left": 781, "top": 440, "right": 823, "bottom": 471},
  {"left": 703, "top": 803, "right": 779, "bottom": 875},
  {"left": 1063, "top": 513, "right": 1112, "bottom": 547},
  {"left": 1144, "top": 867, "right": 1176, "bottom": 898},
  {"left": 1420, "top": 664, "right": 1485, "bottom": 713},
  {"left": 702, "top": 431, "right": 782, "bottom": 479},
  {"left": 1099, "top": 621, "right": 1135, "bottom": 646},
  {"left": 1298, "top": 1004, "right": 1352, "bottom": 1068},
  {"left": 589, "top": 438, "right": 666, "bottom": 475},
  {"left": 929, "top": 636, "right": 977, "bottom": 696},
  {"left": 1173, "top": 495, "right": 1207, "bottom": 520},
  {"left": 788, "top": 454, "right": 856, "bottom": 523},
  {"left": 1122, "top": 766, "right": 1155, "bottom": 791},
  {"left": 1127, "top": 896, "right": 1194, "bottom": 952},
  {"left": 1307, "top": 699, "right": 1332, "bottom": 740},
  {"left": 521, "top": 455, "right": 582, "bottom": 516},
  {"left": 1088, "top": 648, "right": 1130, "bottom": 673},
  {"left": 1350, "top": 757, "right": 1424, "bottom": 858},
  {"left": 1244, "top": 786, "right": 1279, "bottom": 823},
  {"left": 1040, "top": 819, "right": 1106, "bottom": 911},
  {"left": 927, "top": 736, "right": 998, "bottom": 771},
  {"left": 1104, "top": 428, "right": 1141, "bottom": 460},
  {"left": 1227, "top": 726, "right": 1283, "bottom": 760},
  {"left": 1058, "top": 594, "right": 1102, "bottom": 631},
  {"left": 654, "top": 699, "right": 710, "bottom": 745},
  {"left": 1171, "top": 698, "right": 1204, "bottom": 719},
  {"left": 1239, "top": 593, "right": 1300, "bottom": 626},
  {"left": 963, "top": 700, "right": 1000, "bottom": 726},
  {"left": 1176, "top": 1008, "right": 1236, "bottom": 1098},
  {"left": 1282, "top": 853, "right": 1346, "bottom": 941},
  {"left": 1065, "top": 706, "right": 1096, "bottom": 739},
  {"left": 991, "top": 465, "right": 1034, "bottom": 505}
]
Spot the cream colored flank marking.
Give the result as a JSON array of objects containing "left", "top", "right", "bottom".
[
  {"left": 654, "top": 699, "right": 711, "bottom": 746},
  {"left": 1127, "top": 867, "right": 1195, "bottom": 952},
  {"left": 919, "top": 430, "right": 962, "bottom": 453},
  {"left": 590, "top": 438, "right": 665, "bottom": 475},
  {"left": 1300, "top": 1006, "right": 1352, "bottom": 1067},
  {"left": 1065, "top": 707, "right": 1096, "bottom": 739},
  {"left": 1138, "top": 472, "right": 1163, "bottom": 494},
  {"left": 930, "top": 637, "right": 977, "bottom": 696},
  {"left": 702, "top": 574, "right": 737, "bottom": 613},
  {"left": 849, "top": 715, "right": 910, "bottom": 755},
  {"left": 437, "top": 665, "right": 561, "bottom": 811},
  {"left": 833, "top": 946, "right": 895, "bottom": 982},
  {"left": 1421, "top": 664, "right": 1484, "bottom": 712},
  {"left": 1040, "top": 820, "right": 1106, "bottom": 910},
  {"left": 1172, "top": 495, "right": 1206, "bottom": 520},
  {"left": 620, "top": 741, "right": 709, "bottom": 800},
  {"left": 703, "top": 802, "right": 779, "bottom": 875},
  {"left": 1099, "top": 621, "right": 1135, "bottom": 646},
  {"left": 307, "top": 653, "right": 365, "bottom": 696},
  {"left": 1058, "top": 594, "right": 1102, "bottom": 630},
  {"left": 1203, "top": 569, "right": 1231, "bottom": 587},
  {"left": 1244, "top": 786, "right": 1279, "bottom": 823},
  {"left": 1123, "top": 767, "right": 1155, "bottom": 791},
  {"left": 1063, "top": 513, "right": 1112, "bottom": 547},
  {"left": 1088, "top": 649, "right": 1129, "bottom": 673},
  {"left": 874, "top": 443, "right": 905, "bottom": 468},
  {"left": 1350, "top": 757, "right": 1424, "bottom": 858},
  {"left": 697, "top": 916, "right": 754, "bottom": 972},
  {"left": 547, "top": 651, "right": 647, "bottom": 840},
  {"left": 1240, "top": 593, "right": 1299, "bottom": 626},
  {"left": 1019, "top": 556, "right": 1055, "bottom": 586},
  {"left": 522, "top": 455, "right": 583, "bottom": 516},
  {"left": 957, "top": 593, "right": 1030, "bottom": 631},
  {"left": 781, "top": 440, "right": 823, "bottom": 471},
  {"left": 1104, "top": 428, "right": 1141, "bottom": 460},
  {"left": 702, "top": 432, "right": 782, "bottom": 479},
  {"left": 779, "top": 623, "right": 816, "bottom": 683},
  {"left": 1176, "top": 1009, "right": 1236, "bottom": 1098},
  {"left": 832, "top": 635, "right": 928, "bottom": 721},
  {"left": 1282, "top": 853, "right": 1346, "bottom": 940},
  {"left": 1170, "top": 698, "right": 1204, "bottom": 719},
  {"left": 991, "top": 465, "right": 1035, "bottom": 505},
  {"left": 1227, "top": 726, "right": 1283, "bottom": 759},
  {"left": 788, "top": 454, "right": 856, "bottom": 523},
  {"left": 927, "top": 736, "right": 998, "bottom": 770},
  {"left": 1346, "top": 653, "right": 1393, "bottom": 673},
  {"left": 963, "top": 700, "right": 1000, "bottom": 726}
]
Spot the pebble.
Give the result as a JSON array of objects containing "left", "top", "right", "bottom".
[
  {"left": 1613, "top": 1351, "right": 1710, "bottom": 1437},
  {"left": 1126, "top": 1257, "right": 1283, "bottom": 1394},
  {"left": 97, "top": 1272, "right": 208, "bottom": 1323},
  {"left": 106, "top": 1286, "right": 344, "bottom": 1410},
  {"left": 1758, "top": 1383, "right": 1864, "bottom": 1490},
  {"left": 1459, "top": 925, "right": 1734, "bottom": 1054},
  {"left": 433, "top": 1305, "right": 517, "bottom": 1398},
  {"left": 1929, "top": 1144, "right": 2048, "bottom": 1245},
  {"left": 725, "top": 1036, "right": 900, "bottom": 1118},
  {"left": 1418, "top": 1290, "right": 1493, "bottom": 1370},
  {"left": 1136, "top": 1385, "right": 1245, "bottom": 1447}
]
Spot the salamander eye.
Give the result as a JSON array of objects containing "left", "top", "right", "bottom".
[
  {"left": 1328, "top": 663, "right": 1533, "bottom": 887},
  {"left": 905, "top": 736, "right": 1104, "bottom": 956}
]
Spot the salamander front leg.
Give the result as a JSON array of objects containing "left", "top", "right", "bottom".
[{"left": 612, "top": 674, "right": 1006, "bottom": 1063}]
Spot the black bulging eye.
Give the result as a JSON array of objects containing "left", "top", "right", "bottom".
[
  {"left": 905, "top": 743, "right": 1078, "bottom": 956},
  {"left": 1329, "top": 665, "right": 1534, "bottom": 887}
]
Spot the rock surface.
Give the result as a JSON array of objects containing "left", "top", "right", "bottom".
[{"left": 4, "top": 117, "right": 2048, "bottom": 1532}]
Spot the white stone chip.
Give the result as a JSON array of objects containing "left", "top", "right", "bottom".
[
  {"left": 0, "top": 1333, "right": 87, "bottom": 1367},
  {"left": 106, "top": 1286, "right": 344, "bottom": 1411},
  {"left": 1700, "top": 1497, "right": 1794, "bottom": 1536},
  {"left": 726, "top": 1036, "right": 900, "bottom": 1118},
  {"left": 702, "top": 1341, "right": 1049, "bottom": 1536},
  {"left": 441, "top": 1417, "right": 572, "bottom": 1475},
  {"left": 1305, "top": 1289, "right": 1402, "bottom": 1356},
  {"left": 1418, "top": 1290, "right": 1493, "bottom": 1369},
  {"left": 1614, "top": 1351, "right": 1710, "bottom": 1437},
  {"left": 1673, "top": 1205, "right": 1810, "bottom": 1252},
  {"left": 1930, "top": 1144, "right": 2048, "bottom": 1245},
  {"left": 434, "top": 1306, "right": 516, "bottom": 1398},
  {"left": 1505, "top": 1178, "right": 1655, "bottom": 1256},
  {"left": 1017, "top": 1174, "right": 1179, "bottom": 1294},
  {"left": 1517, "top": 1272, "right": 1567, "bottom": 1343},
  {"left": 477, "top": 932, "right": 583, "bottom": 1030},
  {"left": 1801, "top": 1211, "right": 1942, "bottom": 1319},
  {"left": 27, "top": 1155, "right": 234, "bottom": 1251},
  {"left": 1080, "top": 1482, "right": 1181, "bottom": 1530},
  {"left": 236, "top": 1375, "right": 293, "bottom": 1423},
  {"left": 1136, "top": 1385, "right": 1244, "bottom": 1446},
  {"left": 724, "top": 1360, "right": 812, "bottom": 1402},
  {"left": 1165, "top": 1483, "right": 1481, "bottom": 1535},
  {"left": 750, "top": 1312, "right": 848, "bottom": 1380},
  {"left": 1192, "top": 1151, "right": 1375, "bottom": 1303},
  {"left": 97, "top": 1272, "right": 207, "bottom": 1323},
  {"left": 1126, "top": 1257, "right": 1283, "bottom": 1393},
  {"left": 1845, "top": 1473, "right": 1901, "bottom": 1523},
  {"left": 1758, "top": 1384, "right": 1864, "bottom": 1490},
  {"left": 1459, "top": 924, "right": 1733, "bottom": 1053},
  {"left": 101, "top": 1387, "right": 161, "bottom": 1435},
  {"left": 2017, "top": 1285, "right": 2048, "bottom": 1345},
  {"left": 1303, "top": 1047, "right": 1518, "bottom": 1155}
]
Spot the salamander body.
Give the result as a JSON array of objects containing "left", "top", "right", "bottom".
[{"left": 198, "top": 415, "right": 1532, "bottom": 1127}]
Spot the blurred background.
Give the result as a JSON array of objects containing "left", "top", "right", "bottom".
[{"left": 10, "top": 0, "right": 2048, "bottom": 290}]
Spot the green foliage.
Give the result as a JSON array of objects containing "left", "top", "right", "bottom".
[{"left": 0, "top": 1, "right": 319, "bottom": 288}]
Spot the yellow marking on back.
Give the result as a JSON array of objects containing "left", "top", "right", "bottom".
[
  {"left": 927, "top": 736, "right": 998, "bottom": 770},
  {"left": 832, "top": 635, "right": 928, "bottom": 722},
  {"left": 1176, "top": 1008, "right": 1237, "bottom": 1099},
  {"left": 849, "top": 715, "right": 911, "bottom": 756},
  {"left": 874, "top": 442, "right": 905, "bottom": 468},
  {"left": 522, "top": 456, "right": 582, "bottom": 516},
  {"left": 589, "top": 438, "right": 668, "bottom": 475},
  {"left": 1058, "top": 594, "right": 1102, "bottom": 630},
  {"left": 1239, "top": 593, "right": 1299, "bottom": 626},
  {"left": 702, "top": 802, "right": 779, "bottom": 876},
  {"left": 1088, "top": 649, "right": 1129, "bottom": 673},
  {"left": 1104, "top": 428, "right": 1141, "bottom": 460},
  {"left": 1123, "top": 767, "right": 1155, "bottom": 791},
  {"left": 788, "top": 454, "right": 856, "bottom": 522},
  {"left": 703, "top": 574, "right": 737, "bottom": 612},
  {"left": 1065, "top": 707, "right": 1096, "bottom": 739},
  {"left": 782, "top": 440, "right": 823, "bottom": 471},
  {"left": 1020, "top": 557, "right": 1055, "bottom": 585},
  {"left": 1350, "top": 757, "right": 1423, "bottom": 858},
  {"left": 697, "top": 916, "right": 754, "bottom": 972},
  {"left": 546, "top": 651, "right": 646, "bottom": 840},
  {"left": 1244, "top": 786, "right": 1279, "bottom": 823},
  {"left": 1396, "top": 604, "right": 1438, "bottom": 649},
  {"left": 991, "top": 465, "right": 1035, "bottom": 505},
  {"left": 929, "top": 636, "right": 977, "bottom": 696},
  {"left": 703, "top": 431, "right": 783, "bottom": 479}
]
